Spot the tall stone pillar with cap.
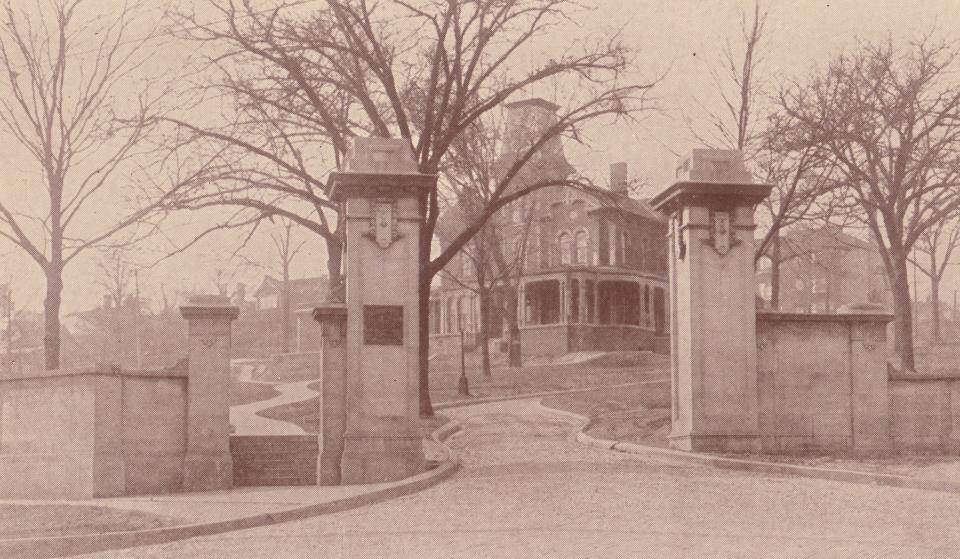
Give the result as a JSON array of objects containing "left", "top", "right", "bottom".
[
  {"left": 650, "top": 149, "right": 772, "bottom": 452},
  {"left": 327, "top": 137, "right": 431, "bottom": 483}
]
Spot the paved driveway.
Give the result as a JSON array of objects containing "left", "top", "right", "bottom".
[{"left": 81, "top": 398, "right": 960, "bottom": 558}]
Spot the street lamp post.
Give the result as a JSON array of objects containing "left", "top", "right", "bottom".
[{"left": 458, "top": 325, "right": 470, "bottom": 397}]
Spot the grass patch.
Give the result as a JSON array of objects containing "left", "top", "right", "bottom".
[
  {"left": 231, "top": 381, "right": 280, "bottom": 406},
  {"left": 256, "top": 353, "right": 670, "bottom": 433},
  {"left": 542, "top": 382, "right": 672, "bottom": 447},
  {"left": 0, "top": 504, "right": 181, "bottom": 539},
  {"left": 258, "top": 393, "right": 319, "bottom": 432},
  {"left": 428, "top": 354, "right": 670, "bottom": 403}
]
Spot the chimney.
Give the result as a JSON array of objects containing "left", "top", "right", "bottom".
[{"left": 610, "top": 162, "right": 629, "bottom": 195}]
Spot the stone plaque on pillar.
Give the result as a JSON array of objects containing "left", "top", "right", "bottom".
[
  {"left": 326, "top": 137, "right": 434, "bottom": 484},
  {"left": 652, "top": 149, "right": 772, "bottom": 453}
]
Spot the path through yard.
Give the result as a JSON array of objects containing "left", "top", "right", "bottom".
[{"left": 230, "top": 363, "right": 319, "bottom": 435}]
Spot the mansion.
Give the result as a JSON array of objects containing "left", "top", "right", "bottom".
[{"left": 429, "top": 98, "right": 669, "bottom": 360}]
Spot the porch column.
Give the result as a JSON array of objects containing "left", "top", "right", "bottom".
[
  {"left": 518, "top": 282, "right": 526, "bottom": 326},
  {"left": 560, "top": 278, "right": 568, "bottom": 324}
]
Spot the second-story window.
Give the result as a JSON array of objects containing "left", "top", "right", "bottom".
[
  {"left": 575, "top": 230, "right": 588, "bottom": 265},
  {"left": 559, "top": 232, "right": 572, "bottom": 265}
]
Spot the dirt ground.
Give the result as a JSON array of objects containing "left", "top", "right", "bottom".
[{"left": 0, "top": 505, "right": 181, "bottom": 539}]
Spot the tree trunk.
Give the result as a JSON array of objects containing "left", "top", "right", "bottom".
[
  {"left": 504, "top": 283, "right": 522, "bottom": 368},
  {"left": 418, "top": 221, "right": 435, "bottom": 417},
  {"left": 281, "top": 264, "right": 291, "bottom": 354},
  {"left": 478, "top": 289, "right": 492, "bottom": 377},
  {"left": 931, "top": 274, "right": 942, "bottom": 344},
  {"left": 44, "top": 266, "right": 64, "bottom": 370},
  {"left": 770, "top": 235, "right": 781, "bottom": 310},
  {"left": 890, "top": 254, "right": 916, "bottom": 370},
  {"left": 326, "top": 236, "right": 344, "bottom": 289}
]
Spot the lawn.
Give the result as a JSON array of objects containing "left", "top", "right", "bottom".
[
  {"left": 542, "top": 382, "right": 672, "bottom": 447},
  {"left": 0, "top": 504, "right": 181, "bottom": 539},
  {"left": 427, "top": 351, "right": 670, "bottom": 403},
  {"left": 231, "top": 381, "right": 281, "bottom": 406},
  {"left": 256, "top": 351, "right": 670, "bottom": 433}
]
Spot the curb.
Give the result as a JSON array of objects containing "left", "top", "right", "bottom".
[
  {"left": 1, "top": 426, "right": 461, "bottom": 559},
  {"left": 433, "top": 378, "right": 669, "bottom": 411},
  {"left": 535, "top": 400, "right": 960, "bottom": 497}
]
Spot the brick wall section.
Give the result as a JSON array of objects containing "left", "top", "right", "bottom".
[{"left": 230, "top": 435, "right": 318, "bottom": 486}]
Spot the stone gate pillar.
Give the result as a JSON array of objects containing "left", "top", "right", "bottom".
[
  {"left": 180, "top": 295, "right": 239, "bottom": 490},
  {"left": 651, "top": 150, "right": 771, "bottom": 452},
  {"left": 327, "top": 137, "right": 433, "bottom": 483},
  {"left": 313, "top": 302, "right": 347, "bottom": 485}
]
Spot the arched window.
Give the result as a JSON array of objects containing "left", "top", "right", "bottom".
[
  {"left": 575, "top": 230, "right": 588, "bottom": 265},
  {"left": 558, "top": 232, "right": 571, "bottom": 265}
]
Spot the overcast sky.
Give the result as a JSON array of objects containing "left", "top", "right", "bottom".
[{"left": 2, "top": 0, "right": 959, "bottom": 315}]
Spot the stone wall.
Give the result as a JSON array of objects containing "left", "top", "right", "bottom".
[
  {"left": 0, "top": 366, "right": 188, "bottom": 499},
  {"left": 888, "top": 373, "right": 960, "bottom": 453},
  {"left": 755, "top": 312, "right": 890, "bottom": 455}
]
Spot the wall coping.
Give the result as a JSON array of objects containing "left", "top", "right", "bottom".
[
  {"left": 0, "top": 365, "right": 188, "bottom": 382},
  {"left": 756, "top": 311, "right": 894, "bottom": 323},
  {"left": 889, "top": 371, "right": 960, "bottom": 381},
  {"left": 180, "top": 304, "right": 241, "bottom": 321}
]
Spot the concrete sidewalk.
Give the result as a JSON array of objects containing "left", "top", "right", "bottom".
[{"left": 0, "top": 424, "right": 459, "bottom": 559}]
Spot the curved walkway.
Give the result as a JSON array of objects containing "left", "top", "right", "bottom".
[
  {"left": 230, "top": 366, "right": 319, "bottom": 435},
  {"left": 84, "top": 396, "right": 960, "bottom": 558}
]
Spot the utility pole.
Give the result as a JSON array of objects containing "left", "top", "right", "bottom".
[
  {"left": 457, "top": 309, "right": 470, "bottom": 397},
  {"left": 134, "top": 269, "right": 142, "bottom": 369},
  {"left": 5, "top": 283, "right": 12, "bottom": 376}
]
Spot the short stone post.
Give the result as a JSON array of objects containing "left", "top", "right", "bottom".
[
  {"left": 651, "top": 149, "right": 772, "bottom": 452},
  {"left": 180, "top": 295, "right": 239, "bottom": 491},
  {"left": 313, "top": 303, "right": 347, "bottom": 485}
]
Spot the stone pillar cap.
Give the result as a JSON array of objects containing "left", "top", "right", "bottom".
[
  {"left": 313, "top": 303, "right": 347, "bottom": 323},
  {"left": 180, "top": 295, "right": 240, "bottom": 320},
  {"left": 651, "top": 149, "right": 772, "bottom": 213}
]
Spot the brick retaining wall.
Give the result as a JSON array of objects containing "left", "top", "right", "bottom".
[{"left": 230, "top": 435, "right": 318, "bottom": 486}]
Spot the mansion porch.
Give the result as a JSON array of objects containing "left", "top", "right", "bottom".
[{"left": 429, "top": 268, "right": 668, "bottom": 360}]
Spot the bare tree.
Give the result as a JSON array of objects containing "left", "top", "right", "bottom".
[
  {"left": 691, "top": 2, "right": 837, "bottom": 311},
  {"left": 271, "top": 219, "right": 308, "bottom": 353},
  {"left": 911, "top": 214, "right": 960, "bottom": 344},
  {"left": 438, "top": 119, "right": 542, "bottom": 375},
  {"left": 164, "top": 0, "right": 654, "bottom": 415},
  {"left": 691, "top": 1, "right": 768, "bottom": 153},
  {"left": 779, "top": 37, "right": 960, "bottom": 370},
  {"left": 0, "top": 1, "right": 170, "bottom": 369},
  {"left": 753, "top": 113, "right": 837, "bottom": 308}
]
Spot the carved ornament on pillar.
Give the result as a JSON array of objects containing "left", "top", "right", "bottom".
[
  {"left": 363, "top": 199, "right": 402, "bottom": 249},
  {"left": 671, "top": 213, "right": 686, "bottom": 261},
  {"left": 705, "top": 208, "right": 740, "bottom": 256}
]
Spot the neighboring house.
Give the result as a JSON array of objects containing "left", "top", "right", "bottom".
[
  {"left": 251, "top": 275, "right": 328, "bottom": 353},
  {"left": 253, "top": 275, "right": 328, "bottom": 311},
  {"left": 756, "top": 225, "right": 890, "bottom": 313},
  {"left": 430, "top": 98, "right": 669, "bottom": 360}
]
